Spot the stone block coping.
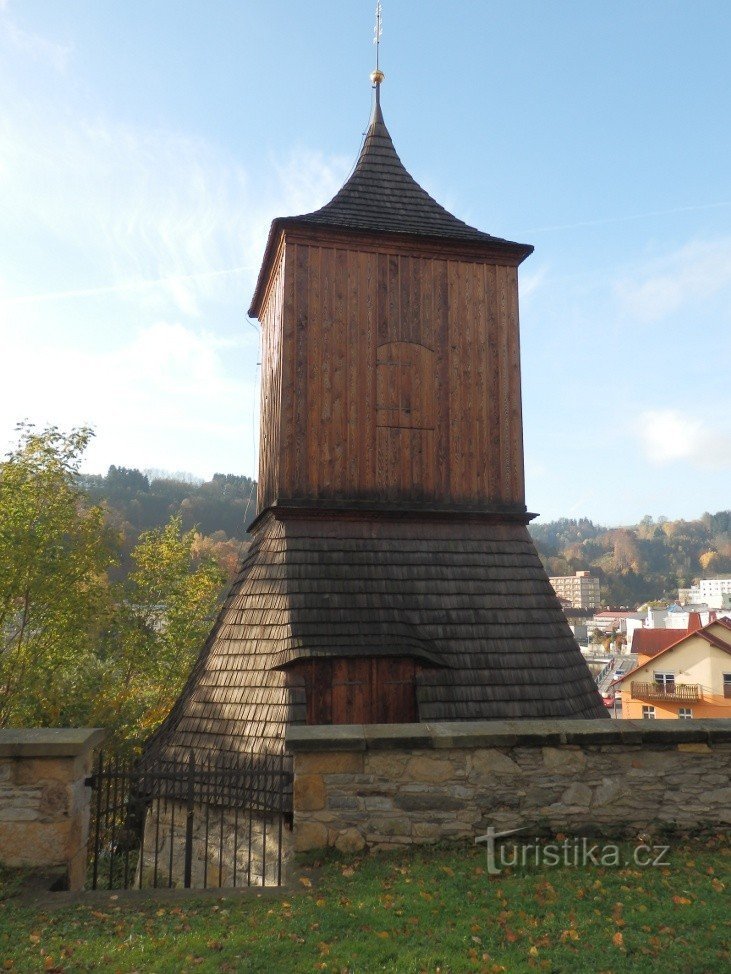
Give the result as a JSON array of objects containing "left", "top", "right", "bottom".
[
  {"left": 0, "top": 728, "right": 106, "bottom": 758},
  {"left": 285, "top": 718, "right": 731, "bottom": 752}
]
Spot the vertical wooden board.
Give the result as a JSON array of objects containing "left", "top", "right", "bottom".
[
  {"left": 346, "top": 248, "right": 360, "bottom": 495},
  {"left": 484, "top": 262, "right": 500, "bottom": 502},
  {"left": 400, "top": 341, "right": 413, "bottom": 426},
  {"left": 380, "top": 426, "right": 399, "bottom": 501},
  {"left": 419, "top": 256, "right": 434, "bottom": 350},
  {"left": 377, "top": 251, "right": 390, "bottom": 347},
  {"left": 412, "top": 429, "right": 425, "bottom": 498},
  {"left": 392, "top": 427, "right": 403, "bottom": 502},
  {"left": 399, "top": 255, "right": 410, "bottom": 344},
  {"left": 332, "top": 658, "right": 369, "bottom": 724},
  {"left": 279, "top": 245, "right": 296, "bottom": 498},
  {"left": 433, "top": 259, "right": 450, "bottom": 499},
  {"left": 362, "top": 250, "right": 377, "bottom": 495},
  {"left": 463, "top": 262, "right": 477, "bottom": 498},
  {"left": 388, "top": 253, "right": 400, "bottom": 344},
  {"left": 411, "top": 340, "right": 423, "bottom": 429},
  {"left": 447, "top": 259, "right": 464, "bottom": 500},
  {"left": 256, "top": 253, "right": 284, "bottom": 512},
  {"left": 474, "top": 261, "right": 489, "bottom": 498},
  {"left": 409, "top": 257, "right": 421, "bottom": 346},
  {"left": 331, "top": 248, "right": 347, "bottom": 496},
  {"left": 507, "top": 265, "right": 525, "bottom": 503},
  {"left": 306, "top": 245, "right": 322, "bottom": 499},
  {"left": 273, "top": 258, "right": 285, "bottom": 503},
  {"left": 399, "top": 427, "right": 412, "bottom": 496},
  {"left": 424, "top": 429, "right": 436, "bottom": 495},
  {"left": 374, "top": 658, "right": 417, "bottom": 722},
  {"left": 293, "top": 244, "right": 310, "bottom": 495},
  {"left": 376, "top": 425, "right": 388, "bottom": 497},
  {"left": 496, "top": 264, "right": 511, "bottom": 501},
  {"left": 320, "top": 248, "right": 333, "bottom": 494},
  {"left": 310, "top": 661, "right": 333, "bottom": 725}
]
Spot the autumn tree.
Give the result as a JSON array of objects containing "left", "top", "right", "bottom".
[
  {"left": 93, "top": 516, "right": 226, "bottom": 740},
  {"left": 0, "top": 425, "right": 115, "bottom": 726}
]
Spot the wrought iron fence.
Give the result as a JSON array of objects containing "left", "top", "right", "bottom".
[{"left": 86, "top": 748, "right": 293, "bottom": 890}]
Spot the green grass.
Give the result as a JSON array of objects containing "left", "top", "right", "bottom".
[{"left": 0, "top": 836, "right": 728, "bottom": 973}]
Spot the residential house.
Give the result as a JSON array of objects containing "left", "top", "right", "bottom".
[{"left": 615, "top": 618, "right": 731, "bottom": 719}]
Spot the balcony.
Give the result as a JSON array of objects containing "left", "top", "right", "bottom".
[{"left": 631, "top": 682, "right": 702, "bottom": 702}]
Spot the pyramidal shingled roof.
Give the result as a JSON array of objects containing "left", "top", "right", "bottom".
[
  {"left": 292, "top": 90, "right": 524, "bottom": 247},
  {"left": 248, "top": 87, "right": 531, "bottom": 316}
]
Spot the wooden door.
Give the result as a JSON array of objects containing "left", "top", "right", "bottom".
[{"left": 290, "top": 657, "right": 419, "bottom": 725}]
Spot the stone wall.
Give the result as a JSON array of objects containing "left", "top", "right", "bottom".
[
  {"left": 0, "top": 728, "right": 105, "bottom": 890},
  {"left": 286, "top": 720, "right": 731, "bottom": 853}
]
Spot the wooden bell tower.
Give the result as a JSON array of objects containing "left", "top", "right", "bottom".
[{"left": 148, "top": 75, "right": 606, "bottom": 768}]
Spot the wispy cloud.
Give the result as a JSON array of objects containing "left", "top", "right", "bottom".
[
  {"left": 635, "top": 409, "right": 731, "bottom": 470},
  {"left": 0, "top": 85, "right": 348, "bottom": 317},
  {"left": 615, "top": 238, "right": 731, "bottom": 321},
  {"left": 522, "top": 201, "right": 731, "bottom": 236},
  {"left": 0, "top": 14, "right": 349, "bottom": 475},
  {"left": 0, "top": 3, "right": 72, "bottom": 72},
  {"left": 520, "top": 264, "right": 548, "bottom": 301}
]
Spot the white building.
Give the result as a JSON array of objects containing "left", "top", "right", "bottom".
[{"left": 699, "top": 578, "right": 731, "bottom": 600}]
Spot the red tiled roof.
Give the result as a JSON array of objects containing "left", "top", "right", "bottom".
[
  {"left": 617, "top": 619, "right": 731, "bottom": 683},
  {"left": 630, "top": 628, "right": 690, "bottom": 658}
]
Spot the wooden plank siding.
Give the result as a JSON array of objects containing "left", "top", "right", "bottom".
[
  {"left": 256, "top": 245, "right": 286, "bottom": 512},
  {"left": 257, "top": 233, "right": 526, "bottom": 513}
]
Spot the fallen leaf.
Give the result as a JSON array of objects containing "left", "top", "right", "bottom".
[
  {"left": 672, "top": 896, "right": 692, "bottom": 905},
  {"left": 612, "top": 932, "right": 624, "bottom": 948},
  {"left": 298, "top": 876, "right": 312, "bottom": 888}
]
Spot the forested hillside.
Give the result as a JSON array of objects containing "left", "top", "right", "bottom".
[
  {"left": 531, "top": 512, "right": 731, "bottom": 606},
  {"left": 83, "top": 464, "right": 731, "bottom": 609},
  {"left": 80, "top": 466, "right": 256, "bottom": 581}
]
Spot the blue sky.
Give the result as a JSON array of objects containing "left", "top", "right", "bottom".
[{"left": 1, "top": 0, "right": 729, "bottom": 525}]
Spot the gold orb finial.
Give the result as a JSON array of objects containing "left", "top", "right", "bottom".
[{"left": 370, "top": 69, "right": 385, "bottom": 86}]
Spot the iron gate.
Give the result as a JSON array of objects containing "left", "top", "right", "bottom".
[{"left": 86, "top": 749, "right": 293, "bottom": 890}]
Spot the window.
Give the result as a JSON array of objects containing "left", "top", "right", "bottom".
[
  {"left": 653, "top": 672, "right": 675, "bottom": 693},
  {"left": 678, "top": 707, "right": 693, "bottom": 719},
  {"left": 724, "top": 674, "right": 731, "bottom": 699},
  {"left": 642, "top": 705, "right": 656, "bottom": 719}
]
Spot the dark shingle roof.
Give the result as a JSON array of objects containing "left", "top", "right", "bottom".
[
  {"left": 144, "top": 513, "right": 608, "bottom": 774},
  {"left": 292, "top": 93, "right": 524, "bottom": 246},
  {"left": 248, "top": 91, "right": 532, "bottom": 316}
]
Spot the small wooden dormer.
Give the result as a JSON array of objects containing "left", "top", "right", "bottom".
[{"left": 251, "top": 88, "right": 533, "bottom": 519}]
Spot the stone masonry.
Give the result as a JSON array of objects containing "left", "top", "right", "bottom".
[
  {"left": 0, "top": 728, "right": 105, "bottom": 890},
  {"left": 286, "top": 720, "right": 731, "bottom": 853},
  {"left": 138, "top": 803, "right": 292, "bottom": 888}
]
